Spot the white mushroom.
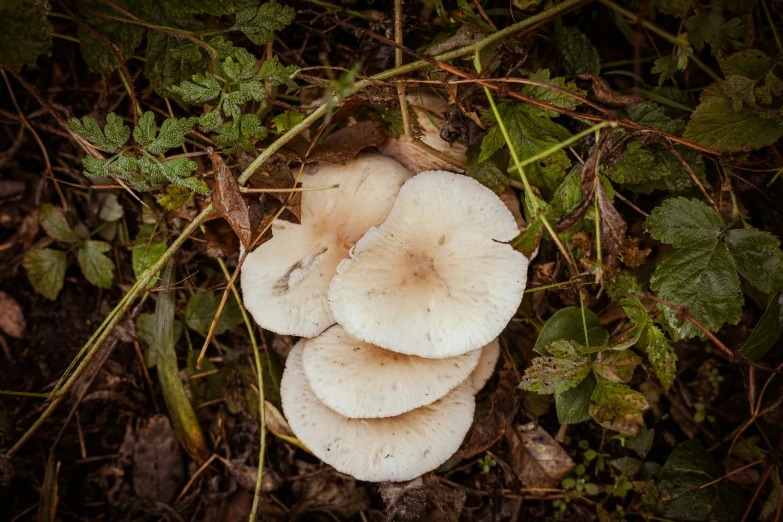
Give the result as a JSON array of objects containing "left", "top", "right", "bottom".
[
  {"left": 329, "top": 171, "right": 529, "bottom": 358},
  {"left": 241, "top": 153, "right": 412, "bottom": 336},
  {"left": 378, "top": 95, "right": 467, "bottom": 173},
  {"left": 282, "top": 341, "right": 475, "bottom": 482},
  {"left": 470, "top": 338, "right": 501, "bottom": 394},
  {"left": 302, "top": 324, "right": 482, "bottom": 418}
]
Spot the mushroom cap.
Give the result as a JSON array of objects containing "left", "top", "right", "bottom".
[
  {"left": 378, "top": 95, "right": 467, "bottom": 173},
  {"left": 470, "top": 338, "right": 501, "bottom": 394},
  {"left": 241, "top": 154, "right": 412, "bottom": 337},
  {"left": 282, "top": 341, "right": 475, "bottom": 482},
  {"left": 329, "top": 170, "right": 529, "bottom": 358},
  {"left": 302, "top": 324, "right": 482, "bottom": 418}
]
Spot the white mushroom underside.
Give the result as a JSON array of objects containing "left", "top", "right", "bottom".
[
  {"left": 241, "top": 154, "right": 412, "bottom": 337},
  {"left": 329, "top": 171, "right": 529, "bottom": 358},
  {"left": 282, "top": 342, "right": 475, "bottom": 482},
  {"left": 470, "top": 338, "right": 500, "bottom": 394},
  {"left": 302, "top": 324, "right": 482, "bottom": 418}
]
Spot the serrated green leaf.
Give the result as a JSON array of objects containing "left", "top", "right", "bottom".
[
  {"left": 651, "top": 239, "right": 742, "bottom": 338},
  {"left": 651, "top": 52, "right": 688, "bottom": 87},
  {"left": 589, "top": 381, "right": 648, "bottom": 436},
  {"left": 258, "top": 55, "right": 299, "bottom": 85},
  {"left": 131, "top": 237, "right": 168, "bottom": 283},
  {"left": 739, "top": 292, "right": 783, "bottom": 361},
  {"left": 645, "top": 197, "right": 723, "bottom": 246},
  {"left": 687, "top": 13, "right": 744, "bottom": 55},
  {"left": 725, "top": 228, "right": 783, "bottom": 294},
  {"left": 520, "top": 340, "right": 592, "bottom": 394},
  {"left": 157, "top": 184, "right": 194, "bottom": 210},
  {"left": 68, "top": 114, "right": 131, "bottom": 153},
  {"left": 556, "top": 371, "right": 596, "bottom": 424},
  {"left": 0, "top": 0, "right": 52, "bottom": 71},
  {"left": 77, "top": 240, "right": 115, "bottom": 289},
  {"left": 594, "top": 350, "right": 642, "bottom": 383},
  {"left": 645, "top": 325, "right": 678, "bottom": 390},
  {"left": 232, "top": 2, "right": 295, "bottom": 45},
  {"left": 38, "top": 204, "right": 79, "bottom": 242},
  {"left": 82, "top": 156, "right": 111, "bottom": 177},
  {"left": 184, "top": 291, "right": 244, "bottom": 337},
  {"left": 466, "top": 161, "right": 509, "bottom": 194},
  {"left": 23, "top": 248, "right": 66, "bottom": 300},
  {"left": 145, "top": 117, "right": 197, "bottom": 155},
  {"left": 626, "top": 103, "right": 686, "bottom": 135},
  {"left": 171, "top": 73, "right": 222, "bottom": 103},
  {"left": 480, "top": 102, "right": 572, "bottom": 195},
  {"left": 605, "top": 142, "right": 707, "bottom": 193},
  {"left": 198, "top": 109, "right": 224, "bottom": 132},
  {"left": 133, "top": 111, "right": 157, "bottom": 149},
  {"left": 683, "top": 85, "right": 783, "bottom": 153},
  {"left": 271, "top": 110, "right": 305, "bottom": 135},
  {"left": 556, "top": 25, "right": 600, "bottom": 75},
  {"left": 719, "top": 49, "right": 772, "bottom": 79},
  {"left": 520, "top": 69, "right": 586, "bottom": 114},
  {"left": 512, "top": 215, "right": 543, "bottom": 258},
  {"left": 77, "top": 0, "right": 143, "bottom": 73},
  {"left": 658, "top": 440, "right": 745, "bottom": 521}
]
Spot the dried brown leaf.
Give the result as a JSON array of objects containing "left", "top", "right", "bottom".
[
  {"left": 380, "top": 477, "right": 428, "bottom": 522},
  {"left": 132, "top": 415, "right": 185, "bottom": 504},
  {"left": 309, "top": 121, "right": 387, "bottom": 163},
  {"left": 420, "top": 475, "right": 466, "bottom": 522},
  {"left": 203, "top": 219, "right": 240, "bottom": 258},
  {"left": 455, "top": 362, "right": 519, "bottom": 459},
  {"left": 578, "top": 74, "right": 643, "bottom": 106},
  {"left": 290, "top": 473, "right": 371, "bottom": 519},
  {"left": 597, "top": 180, "right": 628, "bottom": 265},
  {"left": 506, "top": 423, "right": 575, "bottom": 488},
  {"left": 0, "top": 290, "right": 25, "bottom": 339},
  {"left": 210, "top": 147, "right": 253, "bottom": 249}
]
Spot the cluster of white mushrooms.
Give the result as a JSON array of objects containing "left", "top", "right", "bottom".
[{"left": 241, "top": 96, "right": 530, "bottom": 482}]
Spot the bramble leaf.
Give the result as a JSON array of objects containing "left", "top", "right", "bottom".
[
  {"left": 593, "top": 350, "right": 642, "bottom": 383},
  {"left": 645, "top": 197, "right": 723, "bottom": 246},
  {"left": 0, "top": 0, "right": 52, "bottom": 71},
  {"left": 77, "top": 240, "right": 115, "bottom": 289},
  {"left": 605, "top": 142, "right": 707, "bottom": 193},
  {"left": 589, "top": 381, "right": 649, "bottom": 436},
  {"left": 651, "top": 52, "right": 688, "bottom": 86},
  {"left": 23, "top": 248, "right": 67, "bottom": 301},
  {"left": 184, "top": 291, "right": 244, "bottom": 337},
  {"left": 556, "top": 26, "right": 600, "bottom": 75},
  {"left": 739, "top": 293, "right": 783, "bottom": 361},
  {"left": 626, "top": 103, "right": 686, "bottom": 136},
  {"left": 520, "top": 69, "right": 586, "bottom": 115},
  {"left": 520, "top": 340, "right": 592, "bottom": 395},
  {"left": 645, "top": 325, "right": 678, "bottom": 390},
  {"left": 725, "top": 228, "right": 783, "bottom": 294},
  {"left": 232, "top": 2, "right": 296, "bottom": 45},
  {"left": 77, "top": 0, "right": 143, "bottom": 73}
]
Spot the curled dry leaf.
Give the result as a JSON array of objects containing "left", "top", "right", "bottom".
[
  {"left": 506, "top": 422, "right": 575, "bottom": 488},
  {"left": 380, "top": 477, "right": 427, "bottom": 522},
  {"left": 132, "top": 415, "right": 186, "bottom": 504},
  {"left": 0, "top": 290, "right": 25, "bottom": 339},
  {"left": 290, "top": 473, "right": 371, "bottom": 520},
  {"left": 578, "top": 73, "right": 643, "bottom": 106},
  {"left": 455, "top": 362, "right": 519, "bottom": 459}
]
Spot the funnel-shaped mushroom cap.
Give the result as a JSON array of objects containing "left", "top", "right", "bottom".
[
  {"left": 241, "top": 154, "right": 412, "bottom": 337},
  {"left": 329, "top": 171, "right": 528, "bottom": 358},
  {"left": 471, "top": 338, "right": 500, "bottom": 394},
  {"left": 302, "top": 324, "right": 481, "bottom": 418},
  {"left": 378, "top": 95, "right": 466, "bottom": 173},
  {"left": 282, "top": 342, "right": 475, "bottom": 482}
]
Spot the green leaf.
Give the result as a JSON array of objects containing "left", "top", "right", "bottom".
[
  {"left": 534, "top": 307, "right": 610, "bottom": 355},
  {"left": 480, "top": 101, "right": 572, "bottom": 195},
  {"left": 77, "top": 0, "right": 144, "bottom": 73},
  {"left": 720, "top": 49, "right": 773, "bottom": 79},
  {"left": 512, "top": 216, "right": 543, "bottom": 258},
  {"left": 68, "top": 114, "right": 131, "bottom": 153},
  {"left": 626, "top": 103, "right": 686, "bottom": 135},
  {"left": 658, "top": 440, "right": 745, "bottom": 521},
  {"left": 184, "top": 291, "right": 244, "bottom": 337},
  {"left": 171, "top": 73, "right": 222, "bottom": 103},
  {"left": 605, "top": 142, "right": 707, "bottom": 194},
  {"left": 725, "top": 228, "right": 783, "bottom": 294},
  {"left": 38, "top": 204, "right": 79, "bottom": 242},
  {"left": 556, "top": 371, "right": 596, "bottom": 424},
  {"left": 142, "top": 115, "right": 198, "bottom": 155},
  {"left": 683, "top": 85, "right": 783, "bottom": 153},
  {"left": 651, "top": 52, "right": 688, "bottom": 86},
  {"left": 258, "top": 55, "right": 299, "bottom": 86},
  {"left": 593, "top": 350, "right": 642, "bottom": 383},
  {"left": 232, "top": 2, "right": 296, "bottom": 45},
  {"left": 77, "top": 240, "right": 115, "bottom": 289},
  {"left": 157, "top": 184, "right": 194, "bottom": 210},
  {"left": 136, "top": 312, "right": 183, "bottom": 367},
  {"left": 0, "top": 0, "right": 52, "bottom": 71},
  {"left": 687, "top": 13, "right": 744, "bottom": 55},
  {"left": 131, "top": 237, "right": 168, "bottom": 284},
  {"left": 271, "top": 109, "right": 305, "bottom": 134},
  {"left": 645, "top": 197, "right": 723, "bottom": 246},
  {"left": 739, "top": 293, "right": 783, "bottom": 361},
  {"left": 520, "top": 69, "right": 586, "bottom": 114},
  {"left": 556, "top": 25, "right": 600, "bottom": 75},
  {"left": 645, "top": 325, "right": 678, "bottom": 390},
  {"left": 589, "top": 381, "right": 649, "bottom": 436},
  {"left": 520, "top": 340, "right": 592, "bottom": 394},
  {"left": 466, "top": 161, "right": 509, "bottom": 194},
  {"left": 650, "top": 239, "right": 742, "bottom": 338},
  {"left": 23, "top": 248, "right": 66, "bottom": 300}
]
